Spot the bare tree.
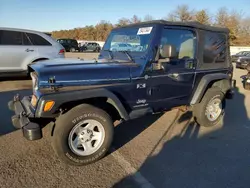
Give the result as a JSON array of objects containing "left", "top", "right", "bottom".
[
  {"left": 116, "top": 18, "right": 131, "bottom": 26},
  {"left": 51, "top": 5, "right": 250, "bottom": 46},
  {"left": 143, "top": 14, "right": 154, "bottom": 21},
  {"left": 130, "top": 15, "right": 141, "bottom": 23},
  {"left": 239, "top": 17, "right": 250, "bottom": 45},
  {"left": 167, "top": 5, "right": 195, "bottom": 22},
  {"left": 215, "top": 7, "right": 229, "bottom": 27},
  {"left": 195, "top": 9, "right": 211, "bottom": 25},
  {"left": 165, "top": 13, "right": 177, "bottom": 21}
]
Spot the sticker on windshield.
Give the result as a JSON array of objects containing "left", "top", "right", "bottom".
[{"left": 137, "top": 27, "right": 153, "bottom": 35}]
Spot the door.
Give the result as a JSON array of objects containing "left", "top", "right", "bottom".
[
  {"left": 85, "top": 43, "right": 91, "bottom": 51},
  {"left": 147, "top": 28, "right": 197, "bottom": 111},
  {"left": 92, "top": 43, "right": 97, "bottom": 51},
  {"left": 0, "top": 30, "right": 34, "bottom": 71},
  {"left": 26, "top": 32, "right": 54, "bottom": 58}
]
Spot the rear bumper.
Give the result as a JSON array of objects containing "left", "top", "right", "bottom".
[
  {"left": 236, "top": 63, "right": 247, "bottom": 69},
  {"left": 8, "top": 94, "right": 42, "bottom": 141}
]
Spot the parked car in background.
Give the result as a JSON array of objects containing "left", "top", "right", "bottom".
[
  {"left": 236, "top": 53, "right": 250, "bottom": 69},
  {"left": 231, "top": 51, "right": 250, "bottom": 62},
  {"left": 110, "top": 43, "right": 133, "bottom": 51},
  {"left": 0, "top": 27, "right": 65, "bottom": 77},
  {"left": 80, "top": 42, "right": 101, "bottom": 52},
  {"left": 57, "top": 38, "right": 79, "bottom": 52}
]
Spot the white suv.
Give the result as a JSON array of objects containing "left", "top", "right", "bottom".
[{"left": 0, "top": 27, "right": 65, "bottom": 76}]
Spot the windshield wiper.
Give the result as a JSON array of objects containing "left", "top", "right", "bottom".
[
  {"left": 118, "top": 51, "right": 134, "bottom": 63},
  {"left": 104, "top": 50, "right": 114, "bottom": 60}
]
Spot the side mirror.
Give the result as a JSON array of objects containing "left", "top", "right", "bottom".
[{"left": 160, "top": 45, "right": 177, "bottom": 59}]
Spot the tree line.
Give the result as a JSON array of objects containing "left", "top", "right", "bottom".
[{"left": 51, "top": 5, "right": 250, "bottom": 46}]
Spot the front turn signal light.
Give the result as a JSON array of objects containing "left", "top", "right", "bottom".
[{"left": 43, "top": 101, "right": 55, "bottom": 112}]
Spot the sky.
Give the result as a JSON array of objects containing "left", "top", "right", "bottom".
[{"left": 0, "top": 0, "right": 249, "bottom": 32}]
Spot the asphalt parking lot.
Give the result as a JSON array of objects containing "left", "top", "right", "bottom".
[{"left": 1, "top": 53, "right": 250, "bottom": 188}]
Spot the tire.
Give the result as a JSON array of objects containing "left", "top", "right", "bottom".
[
  {"left": 245, "top": 84, "right": 250, "bottom": 90},
  {"left": 70, "top": 47, "right": 76, "bottom": 52},
  {"left": 246, "top": 63, "right": 250, "bottom": 72},
  {"left": 193, "top": 87, "right": 225, "bottom": 127},
  {"left": 51, "top": 104, "right": 114, "bottom": 166},
  {"left": 243, "top": 81, "right": 250, "bottom": 90}
]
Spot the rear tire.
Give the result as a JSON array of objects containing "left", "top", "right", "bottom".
[
  {"left": 243, "top": 81, "right": 250, "bottom": 90},
  {"left": 70, "top": 47, "right": 76, "bottom": 52},
  {"left": 51, "top": 104, "right": 114, "bottom": 166},
  {"left": 193, "top": 87, "right": 225, "bottom": 127}
]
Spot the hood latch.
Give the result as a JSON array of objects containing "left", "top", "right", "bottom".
[
  {"left": 48, "top": 76, "right": 56, "bottom": 84},
  {"left": 48, "top": 76, "right": 60, "bottom": 91}
]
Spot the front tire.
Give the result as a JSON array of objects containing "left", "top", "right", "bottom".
[
  {"left": 52, "top": 104, "right": 114, "bottom": 166},
  {"left": 193, "top": 87, "right": 225, "bottom": 127}
]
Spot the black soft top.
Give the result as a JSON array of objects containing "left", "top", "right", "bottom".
[{"left": 116, "top": 19, "right": 229, "bottom": 33}]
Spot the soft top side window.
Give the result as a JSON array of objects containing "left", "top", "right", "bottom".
[
  {"left": 203, "top": 31, "right": 226, "bottom": 63},
  {"left": 159, "top": 28, "right": 195, "bottom": 60}
]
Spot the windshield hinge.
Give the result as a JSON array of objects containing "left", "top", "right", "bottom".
[
  {"left": 48, "top": 76, "right": 56, "bottom": 84},
  {"left": 48, "top": 76, "right": 60, "bottom": 91}
]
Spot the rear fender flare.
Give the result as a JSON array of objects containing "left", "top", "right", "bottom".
[{"left": 190, "top": 73, "right": 230, "bottom": 105}]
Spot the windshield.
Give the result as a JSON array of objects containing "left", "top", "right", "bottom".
[{"left": 103, "top": 26, "right": 154, "bottom": 53}]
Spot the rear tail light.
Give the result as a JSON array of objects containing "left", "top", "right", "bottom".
[{"left": 59, "top": 49, "right": 65, "bottom": 54}]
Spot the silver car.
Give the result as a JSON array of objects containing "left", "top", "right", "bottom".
[
  {"left": 231, "top": 51, "right": 250, "bottom": 62},
  {"left": 110, "top": 43, "right": 133, "bottom": 51},
  {"left": 236, "top": 53, "right": 250, "bottom": 69},
  {"left": 0, "top": 27, "right": 65, "bottom": 76}
]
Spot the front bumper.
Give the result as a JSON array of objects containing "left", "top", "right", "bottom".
[{"left": 8, "top": 94, "right": 42, "bottom": 141}]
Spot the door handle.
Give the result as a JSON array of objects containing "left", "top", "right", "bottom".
[
  {"left": 168, "top": 73, "right": 179, "bottom": 79},
  {"left": 25, "top": 49, "right": 34, "bottom": 52}
]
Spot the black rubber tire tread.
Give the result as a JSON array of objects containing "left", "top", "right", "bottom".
[
  {"left": 193, "top": 87, "right": 225, "bottom": 127},
  {"left": 246, "top": 63, "right": 250, "bottom": 72},
  {"left": 244, "top": 82, "right": 250, "bottom": 90},
  {"left": 51, "top": 104, "right": 114, "bottom": 166}
]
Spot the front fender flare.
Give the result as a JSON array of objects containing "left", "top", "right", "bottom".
[
  {"left": 35, "top": 88, "right": 129, "bottom": 120},
  {"left": 190, "top": 73, "right": 230, "bottom": 105}
]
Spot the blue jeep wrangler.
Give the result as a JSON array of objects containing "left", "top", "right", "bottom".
[{"left": 8, "top": 20, "right": 236, "bottom": 166}]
